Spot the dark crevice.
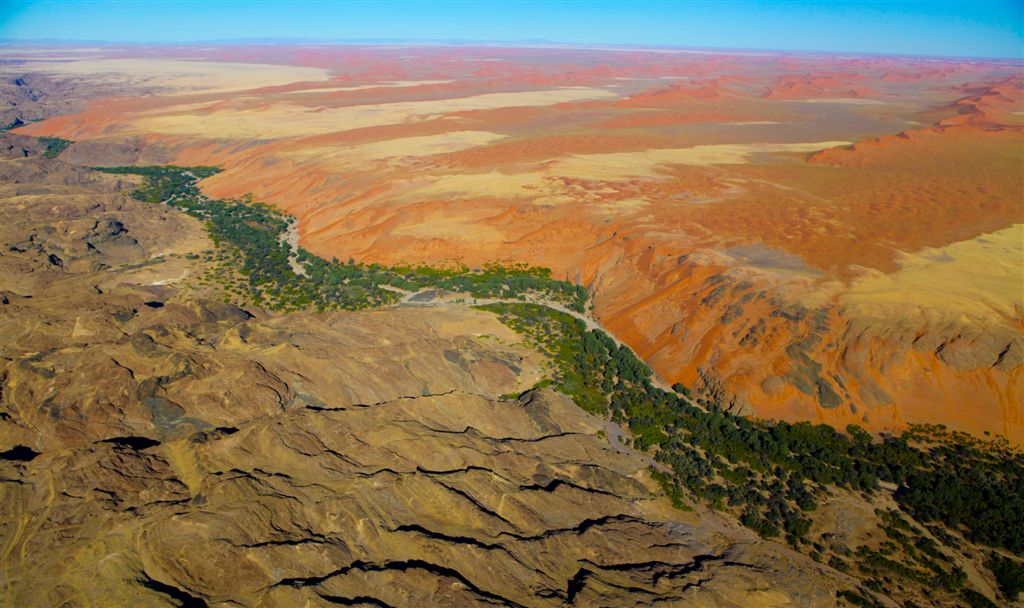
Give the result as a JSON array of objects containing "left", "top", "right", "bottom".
[
  {"left": 392, "top": 523, "right": 508, "bottom": 552},
  {"left": 0, "top": 445, "right": 40, "bottom": 461},
  {"left": 308, "top": 389, "right": 466, "bottom": 412},
  {"left": 109, "top": 357, "right": 136, "bottom": 379},
  {"left": 566, "top": 568, "right": 592, "bottom": 604},
  {"left": 518, "top": 478, "right": 617, "bottom": 497},
  {"left": 415, "top": 464, "right": 513, "bottom": 483},
  {"left": 274, "top": 559, "right": 526, "bottom": 607},
  {"left": 396, "top": 417, "right": 584, "bottom": 445},
  {"left": 577, "top": 554, "right": 748, "bottom": 586},
  {"left": 992, "top": 341, "right": 1012, "bottom": 368},
  {"left": 353, "top": 467, "right": 403, "bottom": 478},
  {"left": 496, "top": 513, "right": 648, "bottom": 542},
  {"left": 646, "top": 542, "right": 693, "bottom": 549},
  {"left": 493, "top": 431, "right": 586, "bottom": 444},
  {"left": 305, "top": 404, "right": 347, "bottom": 412},
  {"left": 98, "top": 436, "right": 161, "bottom": 450},
  {"left": 239, "top": 535, "right": 330, "bottom": 548},
  {"left": 583, "top": 554, "right": 723, "bottom": 573},
  {"left": 189, "top": 426, "right": 239, "bottom": 444},
  {"left": 318, "top": 594, "right": 396, "bottom": 607},
  {"left": 137, "top": 573, "right": 208, "bottom": 608}
]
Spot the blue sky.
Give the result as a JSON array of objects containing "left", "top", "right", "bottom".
[{"left": 2, "top": 1, "right": 1022, "bottom": 59}]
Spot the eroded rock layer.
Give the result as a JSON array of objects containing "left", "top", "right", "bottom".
[{"left": 4, "top": 390, "right": 841, "bottom": 607}]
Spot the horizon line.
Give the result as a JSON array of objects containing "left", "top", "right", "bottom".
[{"left": 2, "top": 37, "right": 1022, "bottom": 63}]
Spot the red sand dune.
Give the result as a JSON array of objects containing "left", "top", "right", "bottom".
[
  {"left": 763, "top": 73, "right": 879, "bottom": 99},
  {"left": 619, "top": 79, "right": 740, "bottom": 107}
]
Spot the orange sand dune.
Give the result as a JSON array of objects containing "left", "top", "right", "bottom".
[
  {"left": 619, "top": 79, "right": 740, "bottom": 107},
  {"left": 763, "top": 73, "right": 879, "bottom": 99}
]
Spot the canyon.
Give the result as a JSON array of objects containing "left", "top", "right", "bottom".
[
  {"left": 1, "top": 43, "right": 1023, "bottom": 607},
  {"left": 1, "top": 142, "right": 848, "bottom": 607},
  {"left": 9, "top": 44, "right": 1022, "bottom": 441}
]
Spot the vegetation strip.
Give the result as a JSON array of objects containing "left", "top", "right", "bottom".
[
  {"left": 94, "top": 165, "right": 587, "bottom": 313},
  {"left": 39, "top": 136, "right": 72, "bottom": 158},
  {"left": 95, "top": 164, "right": 1024, "bottom": 606}
]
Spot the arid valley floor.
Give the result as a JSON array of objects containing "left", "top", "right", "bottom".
[{"left": 1, "top": 44, "right": 1022, "bottom": 607}]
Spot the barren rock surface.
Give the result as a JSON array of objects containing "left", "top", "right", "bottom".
[{"left": 2, "top": 389, "right": 842, "bottom": 607}]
